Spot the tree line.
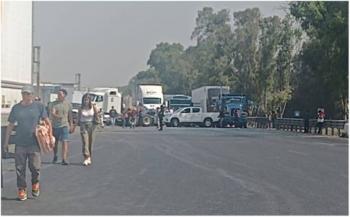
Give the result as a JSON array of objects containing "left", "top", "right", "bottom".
[{"left": 122, "top": 2, "right": 348, "bottom": 119}]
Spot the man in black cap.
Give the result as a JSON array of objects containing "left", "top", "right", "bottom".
[{"left": 4, "top": 85, "right": 52, "bottom": 201}]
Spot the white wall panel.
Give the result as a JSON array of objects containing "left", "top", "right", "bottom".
[{"left": 1, "top": 1, "right": 32, "bottom": 83}]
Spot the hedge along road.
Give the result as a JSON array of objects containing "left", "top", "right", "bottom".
[{"left": 1, "top": 126, "right": 348, "bottom": 215}]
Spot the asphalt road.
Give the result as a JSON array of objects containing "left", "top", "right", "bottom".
[{"left": 1, "top": 126, "right": 348, "bottom": 215}]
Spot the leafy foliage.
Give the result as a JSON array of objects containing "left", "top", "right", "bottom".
[
  {"left": 125, "top": 3, "right": 348, "bottom": 119},
  {"left": 289, "top": 1, "right": 348, "bottom": 119}
]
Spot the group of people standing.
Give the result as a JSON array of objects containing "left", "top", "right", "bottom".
[
  {"left": 115, "top": 105, "right": 165, "bottom": 130},
  {"left": 3, "top": 86, "right": 99, "bottom": 201}
]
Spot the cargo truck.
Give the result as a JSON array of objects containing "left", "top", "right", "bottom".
[{"left": 191, "top": 86, "right": 230, "bottom": 113}]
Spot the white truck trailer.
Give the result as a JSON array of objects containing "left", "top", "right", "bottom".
[
  {"left": 1, "top": 1, "right": 33, "bottom": 126},
  {"left": 191, "top": 86, "right": 230, "bottom": 113}
]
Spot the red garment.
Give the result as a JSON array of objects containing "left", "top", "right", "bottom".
[{"left": 35, "top": 120, "right": 55, "bottom": 154}]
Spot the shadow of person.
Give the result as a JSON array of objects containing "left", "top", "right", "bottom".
[
  {"left": 67, "top": 162, "right": 88, "bottom": 166},
  {"left": 1, "top": 196, "right": 18, "bottom": 201}
]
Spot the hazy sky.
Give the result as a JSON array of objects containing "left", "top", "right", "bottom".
[{"left": 34, "top": 1, "right": 287, "bottom": 88}]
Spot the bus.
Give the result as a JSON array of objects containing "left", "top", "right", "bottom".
[{"left": 164, "top": 95, "right": 192, "bottom": 111}]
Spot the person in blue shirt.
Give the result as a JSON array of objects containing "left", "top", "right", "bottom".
[{"left": 4, "top": 85, "right": 52, "bottom": 201}]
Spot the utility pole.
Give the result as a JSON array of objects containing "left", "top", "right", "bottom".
[
  {"left": 75, "top": 73, "right": 81, "bottom": 91},
  {"left": 33, "top": 46, "right": 40, "bottom": 97}
]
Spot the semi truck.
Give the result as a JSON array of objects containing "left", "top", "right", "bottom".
[
  {"left": 129, "top": 84, "right": 164, "bottom": 126},
  {"left": 216, "top": 94, "right": 249, "bottom": 128},
  {"left": 136, "top": 84, "right": 163, "bottom": 110},
  {"left": 71, "top": 88, "right": 122, "bottom": 125},
  {"left": 87, "top": 88, "right": 122, "bottom": 114}
]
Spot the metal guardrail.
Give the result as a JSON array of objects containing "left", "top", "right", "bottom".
[{"left": 247, "top": 117, "right": 348, "bottom": 137}]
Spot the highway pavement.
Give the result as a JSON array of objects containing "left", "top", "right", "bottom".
[{"left": 1, "top": 126, "right": 348, "bottom": 215}]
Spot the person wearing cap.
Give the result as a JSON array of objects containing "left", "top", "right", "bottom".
[
  {"left": 4, "top": 85, "right": 53, "bottom": 201},
  {"left": 48, "top": 88, "right": 74, "bottom": 165}
]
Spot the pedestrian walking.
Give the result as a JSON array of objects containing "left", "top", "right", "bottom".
[
  {"left": 98, "top": 108, "right": 104, "bottom": 128},
  {"left": 267, "top": 112, "right": 272, "bottom": 128},
  {"left": 158, "top": 105, "right": 165, "bottom": 131},
  {"left": 48, "top": 89, "right": 74, "bottom": 165},
  {"left": 109, "top": 106, "right": 117, "bottom": 126},
  {"left": 218, "top": 109, "right": 225, "bottom": 128},
  {"left": 234, "top": 109, "right": 240, "bottom": 127},
  {"left": 271, "top": 110, "right": 277, "bottom": 128},
  {"left": 303, "top": 110, "right": 310, "bottom": 133},
  {"left": 137, "top": 108, "right": 143, "bottom": 127},
  {"left": 129, "top": 108, "right": 137, "bottom": 128},
  {"left": 317, "top": 109, "right": 325, "bottom": 134},
  {"left": 3, "top": 85, "right": 53, "bottom": 201},
  {"left": 155, "top": 107, "right": 160, "bottom": 129},
  {"left": 78, "top": 94, "right": 99, "bottom": 166},
  {"left": 122, "top": 109, "right": 129, "bottom": 128}
]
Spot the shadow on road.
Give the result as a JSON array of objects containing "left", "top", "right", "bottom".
[
  {"left": 1, "top": 197, "right": 18, "bottom": 201},
  {"left": 42, "top": 161, "right": 84, "bottom": 167}
]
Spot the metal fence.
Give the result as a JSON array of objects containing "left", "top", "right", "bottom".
[{"left": 247, "top": 117, "right": 348, "bottom": 137}]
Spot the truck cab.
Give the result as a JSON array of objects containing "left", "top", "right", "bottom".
[
  {"left": 218, "top": 94, "right": 248, "bottom": 128},
  {"left": 137, "top": 84, "right": 163, "bottom": 110}
]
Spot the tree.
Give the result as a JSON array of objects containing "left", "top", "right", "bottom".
[
  {"left": 190, "top": 7, "right": 234, "bottom": 88},
  {"left": 257, "top": 16, "right": 281, "bottom": 113},
  {"left": 232, "top": 8, "right": 261, "bottom": 103},
  {"left": 289, "top": 1, "right": 348, "bottom": 119},
  {"left": 147, "top": 42, "right": 188, "bottom": 94}
]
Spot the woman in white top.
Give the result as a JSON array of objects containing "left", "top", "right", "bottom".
[{"left": 78, "top": 94, "right": 99, "bottom": 166}]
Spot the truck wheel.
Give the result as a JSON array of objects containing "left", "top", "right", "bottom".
[
  {"left": 171, "top": 118, "right": 179, "bottom": 127},
  {"left": 143, "top": 116, "right": 151, "bottom": 126},
  {"left": 203, "top": 118, "right": 213, "bottom": 127}
]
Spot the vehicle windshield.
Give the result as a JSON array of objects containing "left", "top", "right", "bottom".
[
  {"left": 167, "top": 99, "right": 192, "bottom": 110},
  {"left": 89, "top": 94, "right": 103, "bottom": 102},
  {"left": 225, "top": 98, "right": 242, "bottom": 104},
  {"left": 143, "top": 97, "right": 161, "bottom": 104},
  {"left": 173, "top": 108, "right": 184, "bottom": 113},
  {"left": 72, "top": 103, "right": 81, "bottom": 110}
]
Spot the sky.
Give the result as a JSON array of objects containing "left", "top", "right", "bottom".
[{"left": 34, "top": 1, "right": 287, "bottom": 88}]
